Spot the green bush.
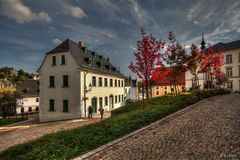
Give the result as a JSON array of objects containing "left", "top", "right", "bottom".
[{"left": 0, "top": 117, "right": 27, "bottom": 126}]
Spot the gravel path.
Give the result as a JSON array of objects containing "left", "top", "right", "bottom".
[{"left": 80, "top": 94, "right": 240, "bottom": 160}]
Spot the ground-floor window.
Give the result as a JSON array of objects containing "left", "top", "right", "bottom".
[
  {"left": 28, "top": 107, "right": 32, "bottom": 112},
  {"left": 36, "top": 106, "right": 39, "bottom": 111},
  {"left": 49, "top": 99, "right": 55, "bottom": 111},
  {"left": 227, "top": 81, "right": 233, "bottom": 90},
  {"left": 63, "top": 100, "right": 69, "bottom": 112},
  {"left": 105, "top": 97, "right": 108, "bottom": 106},
  {"left": 115, "top": 96, "right": 117, "bottom": 103},
  {"left": 156, "top": 91, "right": 159, "bottom": 95},
  {"left": 118, "top": 95, "right": 121, "bottom": 102},
  {"left": 21, "top": 107, "right": 24, "bottom": 113}
]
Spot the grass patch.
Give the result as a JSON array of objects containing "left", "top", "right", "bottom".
[
  {"left": 0, "top": 90, "right": 228, "bottom": 160},
  {"left": 0, "top": 117, "right": 27, "bottom": 126}
]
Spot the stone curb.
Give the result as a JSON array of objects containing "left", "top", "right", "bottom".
[{"left": 74, "top": 96, "right": 219, "bottom": 160}]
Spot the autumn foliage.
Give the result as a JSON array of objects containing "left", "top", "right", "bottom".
[{"left": 129, "top": 28, "right": 164, "bottom": 99}]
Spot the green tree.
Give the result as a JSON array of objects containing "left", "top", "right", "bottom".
[{"left": 0, "top": 91, "right": 20, "bottom": 118}]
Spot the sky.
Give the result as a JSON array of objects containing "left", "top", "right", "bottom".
[{"left": 0, "top": 0, "right": 240, "bottom": 76}]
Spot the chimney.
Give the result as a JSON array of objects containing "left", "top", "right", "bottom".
[{"left": 78, "top": 41, "right": 84, "bottom": 48}]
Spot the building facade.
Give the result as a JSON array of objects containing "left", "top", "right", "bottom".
[
  {"left": 125, "top": 77, "right": 138, "bottom": 100},
  {"left": 185, "top": 39, "right": 240, "bottom": 91},
  {"left": 16, "top": 79, "right": 39, "bottom": 114},
  {"left": 38, "top": 39, "right": 125, "bottom": 122},
  {"left": 152, "top": 67, "right": 185, "bottom": 97}
]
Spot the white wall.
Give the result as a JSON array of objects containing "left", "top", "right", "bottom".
[
  {"left": 80, "top": 71, "right": 125, "bottom": 117},
  {"left": 39, "top": 52, "right": 81, "bottom": 122}
]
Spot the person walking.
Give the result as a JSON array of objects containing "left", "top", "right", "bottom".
[
  {"left": 88, "top": 106, "right": 93, "bottom": 118},
  {"left": 98, "top": 107, "right": 104, "bottom": 119}
]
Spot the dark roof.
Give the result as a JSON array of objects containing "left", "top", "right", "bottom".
[
  {"left": 45, "top": 39, "right": 125, "bottom": 78},
  {"left": 16, "top": 80, "right": 39, "bottom": 97},
  {"left": 209, "top": 39, "right": 240, "bottom": 52},
  {"left": 151, "top": 67, "right": 185, "bottom": 86}
]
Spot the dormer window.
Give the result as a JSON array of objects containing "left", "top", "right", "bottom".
[
  {"left": 105, "top": 65, "right": 109, "bottom": 70},
  {"left": 52, "top": 56, "right": 56, "bottom": 66},
  {"left": 112, "top": 67, "right": 116, "bottom": 72},
  {"left": 61, "top": 55, "right": 65, "bottom": 65}
]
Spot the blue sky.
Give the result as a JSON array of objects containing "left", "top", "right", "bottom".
[{"left": 0, "top": 0, "right": 240, "bottom": 76}]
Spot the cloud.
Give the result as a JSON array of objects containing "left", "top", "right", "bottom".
[
  {"left": 62, "top": 3, "right": 87, "bottom": 19},
  {"left": 0, "top": 0, "right": 52, "bottom": 23},
  {"left": 52, "top": 38, "right": 62, "bottom": 45}
]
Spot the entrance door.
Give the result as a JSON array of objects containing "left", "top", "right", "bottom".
[{"left": 91, "top": 97, "right": 97, "bottom": 114}]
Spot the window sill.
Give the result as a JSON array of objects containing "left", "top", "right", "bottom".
[
  {"left": 60, "top": 64, "right": 66, "bottom": 65},
  {"left": 48, "top": 86, "right": 55, "bottom": 88},
  {"left": 62, "top": 111, "right": 69, "bottom": 113},
  {"left": 51, "top": 65, "right": 57, "bottom": 66},
  {"left": 48, "top": 110, "right": 55, "bottom": 112},
  {"left": 62, "top": 86, "right": 69, "bottom": 88}
]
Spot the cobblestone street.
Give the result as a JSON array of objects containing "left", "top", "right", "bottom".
[{"left": 81, "top": 94, "right": 240, "bottom": 160}]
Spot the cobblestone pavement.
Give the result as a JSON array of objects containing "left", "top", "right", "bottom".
[
  {"left": 83, "top": 94, "right": 240, "bottom": 160},
  {"left": 0, "top": 112, "right": 110, "bottom": 152}
]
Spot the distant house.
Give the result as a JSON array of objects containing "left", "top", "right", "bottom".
[
  {"left": 38, "top": 39, "right": 125, "bottom": 122},
  {"left": 151, "top": 67, "right": 185, "bottom": 96},
  {"left": 125, "top": 77, "right": 138, "bottom": 100},
  {"left": 16, "top": 79, "right": 39, "bottom": 114},
  {"left": 185, "top": 39, "right": 240, "bottom": 91}
]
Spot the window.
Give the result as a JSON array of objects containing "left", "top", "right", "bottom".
[
  {"left": 49, "top": 76, "right": 55, "bottom": 88},
  {"left": 239, "top": 65, "right": 240, "bottom": 76},
  {"left": 115, "top": 80, "right": 117, "bottom": 87},
  {"left": 156, "top": 87, "right": 159, "bottom": 89},
  {"left": 63, "top": 100, "right": 68, "bottom": 112},
  {"left": 226, "top": 67, "right": 233, "bottom": 77},
  {"left": 156, "top": 91, "right": 159, "bottom": 95},
  {"left": 99, "top": 97, "right": 103, "bottom": 108},
  {"left": 35, "top": 107, "right": 39, "bottom": 111},
  {"left": 28, "top": 107, "right": 32, "bottom": 112},
  {"left": 121, "top": 80, "right": 123, "bottom": 87},
  {"left": 49, "top": 99, "right": 54, "bottom": 111},
  {"left": 227, "top": 81, "right": 233, "bottom": 90},
  {"left": 118, "top": 95, "right": 121, "bottom": 102},
  {"left": 105, "top": 97, "right": 108, "bottom": 106},
  {"left": 115, "top": 96, "right": 117, "bottom": 103},
  {"left": 104, "top": 78, "right": 108, "bottom": 87},
  {"left": 118, "top": 80, "right": 120, "bottom": 87},
  {"left": 99, "top": 77, "right": 102, "bottom": 87},
  {"left": 110, "top": 79, "right": 113, "bottom": 87},
  {"left": 63, "top": 75, "right": 69, "bottom": 87},
  {"left": 122, "top": 95, "right": 123, "bottom": 102},
  {"left": 61, "top": 55, "right": 65, "bottom": 64},
  {"left": 52, "top": 56, "right": 56, "bottom": 65},
  {"left": 226, "top": 54, "right": 232, "bottom": 64},
  {"left": 92, "top": 76, "right": 96, "bottom": 86},
  {"left": 21, "top": 107, "right": 24, "bottom": 113},
  {"left": 36, "top": 98, "right": 39, "bottom": 102}
]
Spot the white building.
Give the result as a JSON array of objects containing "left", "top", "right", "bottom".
[
  {"left": 186, "top": 39, "right": 240, "bottom": 91},
  {"left": 38, "top": 39, "right": 125, "bottom": 122},
  {"left": 125, "top": 77, "right": 138, "bottom": 101},
  {"left": 16, "top": 79, "right": 40, "bottom": 114}
]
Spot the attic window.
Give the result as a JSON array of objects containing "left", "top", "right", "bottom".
[
  {"left": 84, "top": 57, "right": 92, "bottom": 65},
  {"left": 91, "top": 52, "right": 96, "bottom": 57},
  {"left": 112, "top": 67, "right": 116, "bottom": 72},
  {"left": 96, "top": 62, "right": 101, "bottom": 67},
  {"left": 105, "top": 65, "right": 109, "bottom": 70},
  {"left": 99, "top": 55, "right": 103, "bottom": 59}
]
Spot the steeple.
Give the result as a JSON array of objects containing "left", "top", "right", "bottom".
[{"left": 201, "top": 32, "right": 206, "bottom": 51}]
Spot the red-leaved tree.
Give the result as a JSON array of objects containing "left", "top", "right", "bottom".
[
  {"left": 200, "top": 45, "right": 224, "bottom": 89},
  {"left": 163, "top": 31, "right": 189, "bottom": 95},
  {"left": 129, "top": 28, "right": 164, "bottom": 100}
]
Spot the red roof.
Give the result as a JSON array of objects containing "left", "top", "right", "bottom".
[{"left": 151, "top": 67, "right": 185, "bottom": 86}]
